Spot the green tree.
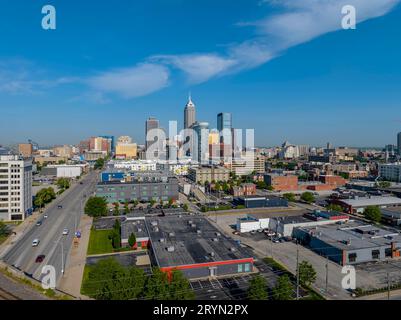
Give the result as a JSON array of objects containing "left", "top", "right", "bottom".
[
  {"left": 300, "top": 192, "right": 315, "bottom": 204},
  {"left": 272, "top": 274, "right": 294, "bottom": 300},
  {"left": 364, "top": 206, "right": 382, "bottom": 223},
  {"left": 84, "top": 196, "right": 108, "bottom": 217},
  {"left": 113, "top": 202, "right": 120, "bottom": 216},
  {"left": 283, "top": 193, "right": 296, "bottom": 202},
  {"left": 298, "top": 261, "right": 317, "bottom": 287},
  {"left": 169, "top": 270, "right": 195, "bottom": 300},
  {"left": 256, "top": 181, "right": 267, "bottom": 189},
  {"left": 168, "top": 198, "right": 174, "bottom": 207},
  {"left": 0, "top": 221, "right": 9, "bottom": 238},
  {"left": 94, "top": 158, "right": 105, "bottom": 170},
  {"left": 247, "top": 275, "right": 268, "bottom": 300},
  {"left": 56, "top": 178, "right": 70, "bottom": 190},
  {"left": 150, "top": 199, "right": 156, "bottom": 207},
  {"left": 183, "top": 204, "right": 189, "bottom": 212},
  {"left": 128, "top": 232, "right": 136, "bottom": 248},
  {"left": 326, "top": 204, "right": 343, "bottom": 212},
  {"left": 144, "top": 268, "right": 170, "bottom": 300},
  {"left": 124, "top": 201, "right": 130, "bottom": 215},
  {"left": 109, "top": 220, "right": 121, "bottom": 250},
  {"left": 81, "top": 258, "right": 146, "bottom": 300}
]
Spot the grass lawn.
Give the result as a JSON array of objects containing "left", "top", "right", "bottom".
[{"left": 87, "top": 229, "right": 113, "bottom": 255}]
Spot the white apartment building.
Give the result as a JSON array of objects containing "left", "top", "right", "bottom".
[
  {"left": 0, "top": 155, "right": 33, "bottom": 221},
  {"left": 379, "top": 163, "right": 401, "bottom": 182}
]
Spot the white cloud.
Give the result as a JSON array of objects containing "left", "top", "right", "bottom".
[
  {"left": 86, "top": 63, "right": 170, "bottom": 98},
  {"left": 152, "top": 54, "right": 236, "bottom": 83},
  {"left": 254, "top": 0, "right": 400, "bottom": 49},
  {"left": 149, "top": 0, "right": 399, "bottom": 84}
]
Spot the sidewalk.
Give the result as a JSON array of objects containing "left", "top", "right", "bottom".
[{"left": 58, "top": 214, "right": 93, "bottom": 299}]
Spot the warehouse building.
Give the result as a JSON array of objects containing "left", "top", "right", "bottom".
[
  {"left": 233, "top": 195, "right": 288, "bottom": 209},
  {"left": 330, "top": 195, "right": 401, "bottom": 214},
  {"left": 146, "top": 215, "right": 254, "bottom": 279},
  {"left": 270, "top": 210, "right": 349, "bottom": 237},
  {"left": 294, "top": 221, "right": 401, "bottom": 265},
  {"left": 41, "top": 164, "right": 89, "bottom": 178}
]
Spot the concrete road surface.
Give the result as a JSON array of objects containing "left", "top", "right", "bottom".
[{"left": 1, "top": 170, "right": 98, "bottom": 287}]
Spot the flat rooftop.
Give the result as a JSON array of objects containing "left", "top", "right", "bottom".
[
  {"left": 121, "top": 217, "right": 149, "bottom": 240},
  {"left": 339, "top": 196, "right": 401, "bottom": 208},
  {"left": 146, "top": 215, "right": 252, "bottom": 268},
  {"left": 298, "top": 220, "right": 401, "bottom": 251}
]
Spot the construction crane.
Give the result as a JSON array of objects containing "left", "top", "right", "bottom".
[{"left": 28, "top": 139, "right": 39, "bottom": 151}]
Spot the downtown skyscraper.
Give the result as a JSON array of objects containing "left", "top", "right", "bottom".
[{"left": 184, "top": 94, "right": 196, "bottom": 129}]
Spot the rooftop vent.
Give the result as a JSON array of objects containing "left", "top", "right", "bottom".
[
  {"left": 215, "top": 232, "right": 221, "bottom": 237},
  {"left": 212, "top": 238, "right": 219, "bottom": 242},
  {"left": 191, "top": 224, "right": 196, "bottom": 228},
  {"left": 159, "top": 238, "right": 165, "bottom": 243},
  {"left": 210, "top": 252, "right": 215, "bottom": 257},
  {"left": 230, "top": 247, "right": 236, "bottom": 252},
  {"left": 151, "top": 221, "right": 158, "bottom": 227},
  {"left": 197, "top": 230, "right": 202, "bottom": 234},
  {"left": 167, "top": 246, "right": 175, "bottom": 252},
  {"left": 169, "top": 232, "right": 175, "bottom": 237}
]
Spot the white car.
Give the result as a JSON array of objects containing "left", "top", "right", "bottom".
[
  {"left": 62, "top": 229, "right": 69, "bottom": 235},
  {"left": 32, "top": 239, "right": 40, "bottom": 247},
  {"left": 43, "top": 214, "right": 48, "bottom": 219}
]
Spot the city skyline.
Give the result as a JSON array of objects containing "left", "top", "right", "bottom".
[{"left": 1, "top": 1, "right": 401, "bottom": 147}]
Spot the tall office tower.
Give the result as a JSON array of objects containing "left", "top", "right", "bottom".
[
  {"left": 217, "top": 112, "right": 232, "bottom": 144},
  {"left": 184, "top": 94, "right": 196, "bottom": 129},
  {"left": 0, "top": 155, "right": 33, "bottom": 221},
  {"left": 145, "top": 117, "right": 160, "bottom": 151},
  {"left": 398, "top": 132, "right": 401, "bottom": 155},
  {"left": 192, "top": 121, "right": 209, "bottom": 164}
]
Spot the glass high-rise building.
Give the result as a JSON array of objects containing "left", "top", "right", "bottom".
[
  {"left": 217, "top": 112, "right": 232, "bottom": 144},
  {"left": 217, "top": 112, "right": 232, "bottom": 132}
]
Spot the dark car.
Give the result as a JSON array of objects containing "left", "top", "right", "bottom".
[
  {"left": 79, "top": 182, "right": 83, "bottom": 185},
  {"left": 57, "top": 205, "right": 63, "bottom": 209},
  {"left": 36, "top": 220, "right": 42, "bottom": 226},
  {"left": 35, "top": 255, "right": 45, "bottom": 263}
]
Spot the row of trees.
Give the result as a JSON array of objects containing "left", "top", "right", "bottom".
[
  {"left": 248, "top": 261, "right": 317, "bottom": 300},
  {"left": 34, "top": 187, "right": 56, "bottom": 211},
  {"left": 82, "top": 258, "right": 194, "bottom": 300},
  {"left": 282, "top": 192, "right": 315, "bottom": 204},
  {"left": 109, "top": 219, "right": 121, "bottom": 250}
]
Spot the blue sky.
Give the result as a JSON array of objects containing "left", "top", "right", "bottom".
[{"left": 1, "top": 0, "right": 401, "bottom": 147}]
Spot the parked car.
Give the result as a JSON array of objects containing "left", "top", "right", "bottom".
[
  {"left": 233, "top": 231, "right": 240, "bottom": 236},
  {"left": 32, "top": 239, "right": 40, "bottom": 247},
  {"left": 36, "top": 220, "right": 42, "bottom": 226},
  {"left": 43, "top": 214, "right": 48, "bottom": 219},
  {"left": 272, "top": 237, "right": 280, "bottom": 243},
  {"left": 57, "top": 205, "right": 63, "bottom": 209},
  {"left": 35, "top": 255, "right": 45, "bottom": 263},
  {"left": 62, "top": 228, "right": 69, "bottom": 235}
]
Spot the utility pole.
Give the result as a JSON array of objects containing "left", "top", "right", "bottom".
[
  {"left": 296, "top": 240, "right": 300, "bottom": 300},
  {"left": 60, "top": 241, "right": 64, "bottom": 276}
]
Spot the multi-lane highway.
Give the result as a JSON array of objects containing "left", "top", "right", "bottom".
[{"left": 1, "top": 170, "right": 98, "bottom": 287}]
